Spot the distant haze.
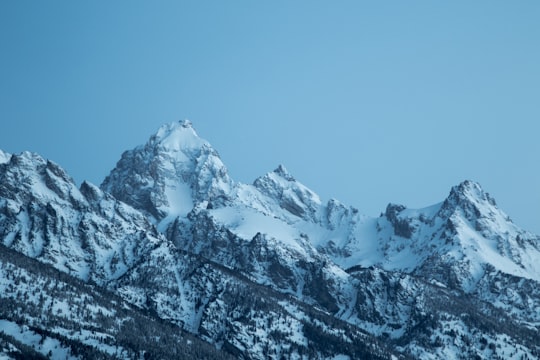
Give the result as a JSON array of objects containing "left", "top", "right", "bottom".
[{"left": 1, "top": 1, "right": 539, "bottom": 234}]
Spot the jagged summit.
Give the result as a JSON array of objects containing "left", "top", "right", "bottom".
[
  {"left": 253, "top": 164, "right": 321, "bottom": 221},
  {"left": 273, "top": 164, "right": 295, "bottom": 181},
  {"left": 149, "top": 119, "right": 207, "bottom": 152},
  {"left": 6, "top": 150, "right": 44, "bottom": 166},
  {"left": 436, "top": 179, "right": 502, "bottom": 224},
  {"left": 382, "top": 180, "right": 501, "bottom": 227},
  {"left": 158, "top": 119, "right": 194, "bottom": 132},
  {"left": 447, "top": 180, "right": 497, "bottom": 207}
]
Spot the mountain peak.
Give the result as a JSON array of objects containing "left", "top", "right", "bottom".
[
  {"left": 253, "top": 165, "right": 321, "bottom": 221},
  {"left": 6, "top": 151, "right": 47, "bottom": 170},
  {"left": 180, "top": 119, "right": 193, "bottom": 128},
  {"left": 447, "top": 180, "right": 497, "bottom": 208},
  {"left": 435, "top": 179, "right": 504, "bottom": 231},
  {"left": 273, "top": 164, "right": 295, "bottom": 181},
  {"left": 150, "top": 120, "right": 207, "bottom": 152},
  {"left": 156, "top": 119, "right": 194, "bottom": 134},
  {"left": 453, "top": 179, "right": 488, "bottom": 197}
]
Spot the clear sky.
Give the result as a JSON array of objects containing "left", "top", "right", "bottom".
[{"left": 1, "top": 1, "right": 539, "bottom": 234}]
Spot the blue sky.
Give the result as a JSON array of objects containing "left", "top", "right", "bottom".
[{"left": 1, "top": 1, "right": 539, "bottom": 233}]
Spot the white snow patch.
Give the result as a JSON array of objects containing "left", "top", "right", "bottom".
[
  {"left": 327, "top": 355, "right": 351, "bottom": 360},
  {"left": 210, "top": 206, "right": 309, "bottom": 255},
  {"left": 155, "top": 120, "right": 208, "bottom": 152},
  {"left": 158, "top": 181, "right": 193, "bottom": 231},
  {"left": 0, "top": 150, "right": 11, "bottom": 164},
  {"left": 0, "top": 320, "right": 79, "bottom": 359}
]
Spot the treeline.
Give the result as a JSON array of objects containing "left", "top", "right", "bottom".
[{"left": 0, "top": 243, "right": 233, "bottom": 359}]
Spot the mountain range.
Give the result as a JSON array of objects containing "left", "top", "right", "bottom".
[{"left": 0, "top": 120, "right": 538, "bottom": 359}]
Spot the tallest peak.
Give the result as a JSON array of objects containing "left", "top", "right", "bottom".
[
  {"left": 155, "top": 119, "right": 196, "bottom": 137},
  {"left": 180, "top": 119, "right": 193, "bottom": 128},
  {"left": 151, "top": 120, "right": 207, "bottom": 152}
]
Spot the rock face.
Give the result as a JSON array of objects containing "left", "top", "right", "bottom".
[{"left": 0, "top": 121, "right": 539, "bottom": 359}]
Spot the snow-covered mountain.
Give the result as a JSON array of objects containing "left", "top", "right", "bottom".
[{"left": 0, "top": 120, "right": 539, "bottom": 359}]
